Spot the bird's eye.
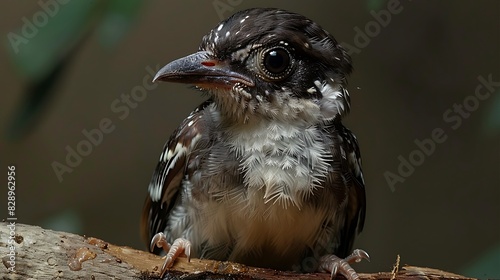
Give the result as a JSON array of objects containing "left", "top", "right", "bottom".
[{"left": 257, "top": 46, "right": 294, "bottom": 81}]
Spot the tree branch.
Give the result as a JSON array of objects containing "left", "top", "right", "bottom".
[{"left": 0, "top": 223, "right": 474, "bottom": 279}]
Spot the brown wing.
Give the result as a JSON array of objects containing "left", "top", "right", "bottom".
[
  {"left": 326, "top": 119, "right": 366, "bottom": 258},
  {"left": 140, "top": 101, "right": 211, "bottom": 251}
]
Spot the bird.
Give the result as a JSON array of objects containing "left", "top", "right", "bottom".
[{"left": 141, "top": 7, "right": 368, "bottom": 280}]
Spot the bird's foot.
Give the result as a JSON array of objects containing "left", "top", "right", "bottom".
[
  {"left": 318, "top": 249, "right": 370, "bottom": 280},
  {"left": 150, "top": 233, "right": 192, "bottom": 278}
]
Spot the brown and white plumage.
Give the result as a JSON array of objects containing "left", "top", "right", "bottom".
[{"left": 141, "top": 8, "right": 367, "bottom": 279}]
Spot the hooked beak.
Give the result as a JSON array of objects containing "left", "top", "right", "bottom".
[{"left": 153, "top": 51, "right": 254, "bottom": 89}]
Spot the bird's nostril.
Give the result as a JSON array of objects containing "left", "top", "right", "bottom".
[{"left": 201, "top": 61, "right": 216, "bottom": 67}]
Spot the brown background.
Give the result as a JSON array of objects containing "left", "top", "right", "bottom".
[{"left": 1, "top": 0, "right": 499, "bottom": 278}]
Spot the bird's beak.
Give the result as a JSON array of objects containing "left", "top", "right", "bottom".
[{"left": 153, "top": 51, "right": 254, "bottom": 89}]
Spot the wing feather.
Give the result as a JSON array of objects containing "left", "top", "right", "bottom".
[
  {"left": 325, "top": 119, "right": 366, "bottom": 257},
  {"left": 141, "top": 101, "right": 211, "bottom": 250}
]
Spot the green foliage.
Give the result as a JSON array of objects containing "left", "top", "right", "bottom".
[
  {"left": 98, "top": 0, "right": 143, "bottom": 48},
  {"left": 461, "top": 243, "right": 500, "bottom": 279},
  {"left": 5, "top": 1, "right": 143, "bottom": 139},
  {"left": 483, "top": 91, "right": 500, "bottom": 135},
  {"left": 8, "top": 1, "right": 98, "bottom": 81},
  {"left": 366, "top": 0, "right": 386, "bottom": 10}
]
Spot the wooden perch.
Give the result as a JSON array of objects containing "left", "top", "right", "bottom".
[{"left": 0, "top": 223, "right": 474, "bottom": 279}]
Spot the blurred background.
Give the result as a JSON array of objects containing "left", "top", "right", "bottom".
[{"left": 1, "top": 0, "right": 499, "bottom": 278}]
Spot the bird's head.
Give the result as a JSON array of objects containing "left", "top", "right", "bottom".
[{"left": 154, "top": 8, "right": 352, "bottom": 125}]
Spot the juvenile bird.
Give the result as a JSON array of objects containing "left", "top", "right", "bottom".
[{"left": 141, "top": 8, "right": 368, "bottom": 279}]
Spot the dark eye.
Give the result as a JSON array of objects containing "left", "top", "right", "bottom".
[
  {"left": 265, "top": 49, "right": 290, "bottom": 74},
  {"left": 257, "top": 46, "right": 294, "bottom": 81}
]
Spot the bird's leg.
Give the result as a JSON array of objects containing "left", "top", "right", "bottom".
[
  {"left": 318, "top": 249, "right": 370, "bottom": 280},
  {"left": 150, "top": 233, "right": 192, "bottom": 278}
]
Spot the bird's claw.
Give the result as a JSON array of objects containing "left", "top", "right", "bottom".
[
  {"left": 319, "top": 249, "right": 369, "bottom": 280},
  {"left": 150, "top": 232, "right": 169, "bottom": 252},
  {"left": 345, "top": 249, "right": 370, "bottom": 264},
  {"left": 150, "top": 233, "right": 192, "bottom": 278}
]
